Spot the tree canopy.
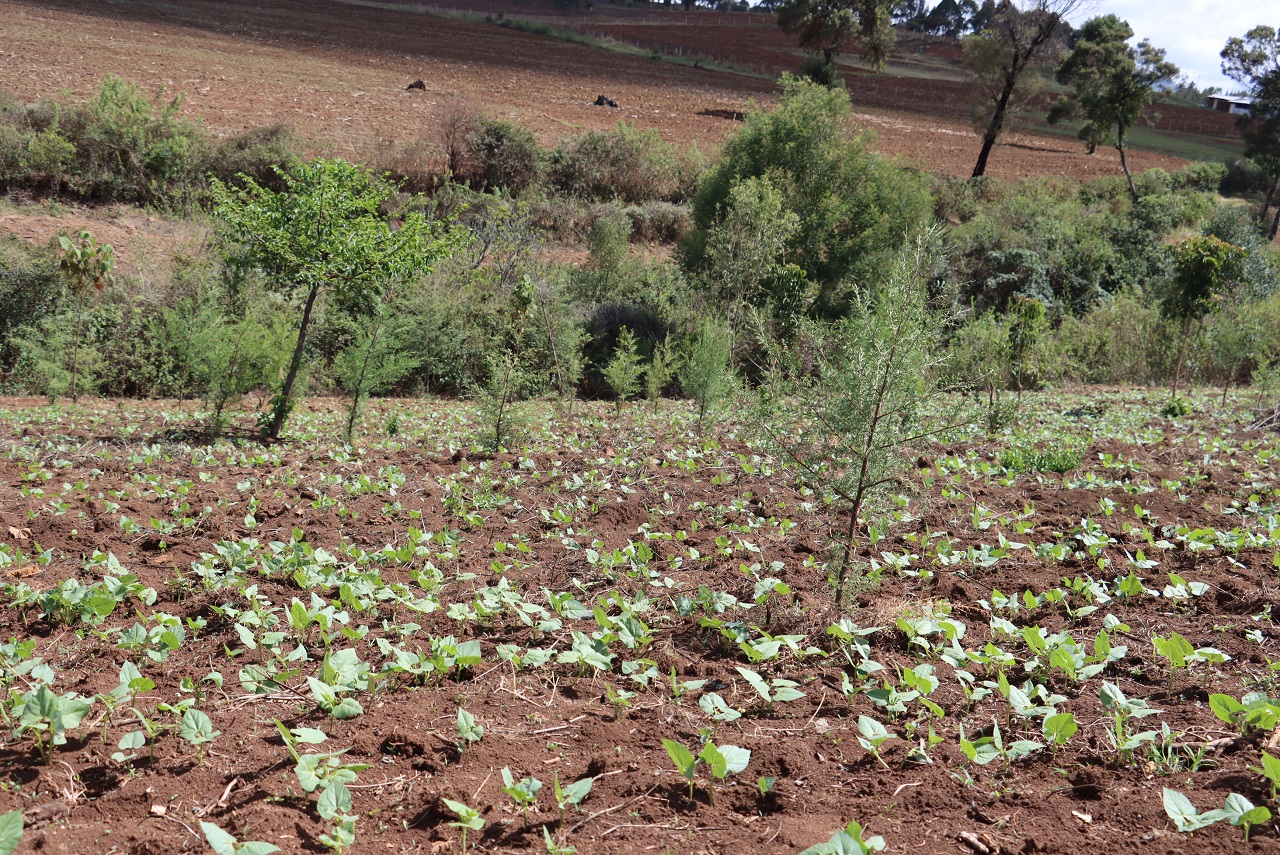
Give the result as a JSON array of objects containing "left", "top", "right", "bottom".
[
  {"left": 776, "top": 0, "right": 894, "bottom": 66},
  {"left": 1222, "top": 26, "right": 1280, "bottom": 237},
  {"left": 1051, "top": 15, "right": 1178, "bottom": 200},
  {"left": 210, "top": 158, "right": 463, "bottom": 438},
  {"left": 684, "top": 78, "right": 931, "bottom": 317}
]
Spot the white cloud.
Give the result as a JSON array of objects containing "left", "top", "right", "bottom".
[{"left": 1072, "top": 1, "right": 1274, "bottom": 92}]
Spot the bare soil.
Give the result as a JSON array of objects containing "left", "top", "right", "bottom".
[
  {"left": 0, "top": 0, "right": 1192, "bottom": 180},
  {"left": 0, "top": 394, "right": 1275, "bottom": 854}
]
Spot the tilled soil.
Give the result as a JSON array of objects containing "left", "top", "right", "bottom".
[
  {"left": 0, "top": 0, "right": 1192, "bottom": 180},
  {"left": 0, "top": 392, "right": 1275, "bottom": 854}
]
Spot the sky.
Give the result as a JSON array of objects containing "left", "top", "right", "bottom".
[{"left": 1077, "top": 1, "right": 1271, "bottom": 93}]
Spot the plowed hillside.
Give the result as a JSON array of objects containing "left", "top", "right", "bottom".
[{"left": 1, "top": 0, "right": 1190, "bottom": 179}]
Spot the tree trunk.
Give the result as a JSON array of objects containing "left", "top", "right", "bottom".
[
  {"left": 1117, "top": 128, "right": 1137, "bottom": 202},
  {"left": 69, "top": 290, "right": 85, "bottom": 404},
  {"left": 1261, "top": 175, "right": 1279, "bottom": 228},
  {"left": 1270, "top": 202, "right": 1280, "bottom": 241},
  {"left": 1171, "top": 315, "right": 1192, "bottom": 398},
  {"left": 268, "top": 284, "right": 321, "bottom": 441},
  {"left": 972, "top": 63, "right": 1020, "bottom": 179}
]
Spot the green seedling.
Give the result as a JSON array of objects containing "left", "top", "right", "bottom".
[
  {"left": 443, "top": 798, "right": 484, "bottom": 853},
  {"left": 798, "top": 819, "right": 885, "bottom": 854},
  {"left": 500, "top": 767, "right": 542, "bottom": 823},
  {"left": 552, "top": 773, "right": 593, "bottom": 823},
  {"left": 662, "top": 739, "right": 700, "bottom": 801},
  {"left": 201, "top": 822, "right": 278, "bottom": 855},
  {"left": 317, "top": 781, "right": 357, "bottom": 852},
  {"left": 179, "top": 708, "right": 220, "bottom": 762},
  {"left": 456, "top": 707, "right": 484, "bottom": 752},
  {"left": 735, "top": 666, "right": 805, "bottom": 711},
  {"left": 1209, "top": 692, "right": 1280, "bottom": 736},
  {"left": 757, "top": 776, "right": 778, "bottom": 796},
  {"left": 1250, "top": 751, "right": 1280, "bottom": 800},
  {"left": 1223, "top": 793, "right": 1271, "bottom": 841},
  {"left": 1042, "top": 712, "right": 1079, "bottom": 753},
  {"left": 699, "top": 741, "right": 750, "bottom": 804},
  {"left": 14, "top": 685, "right": 93, "bottom": 763},
  {"left": 542, "top": 825, "right": 576, "bottom": 855},
  {"left": 1100, "top": 682, "right": 1160, "bottom": 762},
  {"left": 1162, "top": 788, "right": 1225, "bottom": 832},
  {"left": 856, "top": 716, "right": 897, "bottom": 768}
]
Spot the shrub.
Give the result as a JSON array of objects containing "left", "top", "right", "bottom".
[
  {"left": 796, "top": 57, "right": 844, "bottom": 89},
  {"left": 0, "top": 237, "right": 63, "bottom": 378},
  {"left": 1221, "top": 158, "right": 1271, "bottom": 197},
  {"left": 1172, "top": 161, "right": 1228, "bottom": 194},
  {"left": 551, "top": 122, "right": 677, "bottom": 203},
  {"left": 685, "top": 77, "right": 931, "bottom": 316},
  {"left": 202, "top": 123, "right": 301, "bottom": 192},
  {"left": 680, "top": 317, "right": 735, "bottom": 427},
  {"left": 465, "top": 118, "right": 545, "bottom": 195}
]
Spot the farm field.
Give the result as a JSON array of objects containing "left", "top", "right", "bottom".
[
  {"left": 0, "top": 0, "right": 1197, "bottom": 181},
  {"left": 0, "top": 390, "right": 1277, "bottom": 853}
]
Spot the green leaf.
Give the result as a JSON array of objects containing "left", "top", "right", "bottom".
[
  {"left": 1162, "top": 788, "right": 1227, "bottom": 832},
  {"left": 717, "top": 744, "right": 751, "bottom": 776},
  {"left": 179, "top": 709, "right": 220, "bottom": 746},
  {"left": 457, "top": 707, "right": 483, "bottom": 744},
  {"left": 662, "top": 739, "right": 698, "bottom": 780},
  {"left": 0, "top": 811, "right": 22, "bottom": 855},
  {"left": 557, "top": 775, "right": 593, "bottom": 807},
  {"left": 200, "top": 821, "right": 239, "bottom": 855},
  {"left": 735, "top": 666, "right": 770, "bottom": 701},
  {"left": 1208, "top": 693, "right": 1243, "bottom": 725},
  {"left": 1042, "top": 712, "right": 1078, "bottom": 746},
  {"left": 698, "top": 692, "right": 742, "bottom": 722},
  {"left": 700, "top": 743, "right": 728, "bottom": 779},
  {"left": 317, "top": 781, "right": 353, "bottom": 822}
]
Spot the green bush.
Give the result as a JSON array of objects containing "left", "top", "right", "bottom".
[
  {"left": 551, "top": 122, "right": 678, "bottom": 203},
  {"left": 465, "top": 118, "right": 545, "bottom": 195},
  {"left": 1172, "top": 161, "right": 1228, "bottom": 194},
  {"left": 0, "top": 237, "right": 64, "bottom": 378},
  {"left": 685, "top": 77, "right": 931, "bottom": 316},
  {"left": 796, "top": 57, "right": 844, "bottom": 89},
  {"left": 1221, "top": 158, "right": 1271, "bottom": 197}
]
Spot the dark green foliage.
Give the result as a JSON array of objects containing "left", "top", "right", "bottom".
[
  {"left": 0, "top": 237, "right": 63, "bottom": 377},
  {"left": 748, "top": 233, "right": 953, "bottom": 604},
  {"left": 551, "top": 123, "right": 679, "bottom": 203},
  {"left": 685, "top": 78, "right": 931, "bottom": 316},
  {"left": 1050, "top": 15, "right": 1178, "bottom": 199},
  {"left": 465, "top": 118, "right": 545, "bottom": 195},
  {"left": 796, "top": 57, "right": 844, "bottom": 88},
  {"left": 679, "top": 318, "right": 736, "bottom": 427},
  {"left": 776, "top": 0, "right": 893, "bottom": 66},
  {"left": 946, "top": 169, "right": 1218, "bottom": 314},
  {"left": 602, "top": 326, "right": 645, "bottom": 410},
  {"left": 0, "top": 78, "right": 303, "bottom": 207}
]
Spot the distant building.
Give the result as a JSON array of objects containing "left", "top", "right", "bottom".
[{"left": 1205, "top": 95, "right": 1253, "bottom": 116}]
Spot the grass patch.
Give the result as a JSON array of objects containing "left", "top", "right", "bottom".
[{"left": 998, "top": 441, "right": 1087, "bottom": 474}]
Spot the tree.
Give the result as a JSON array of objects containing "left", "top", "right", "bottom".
[
  {"left": 210, "top": 159, "right": 462, "bottom": 440},
  {"left": 1222, "top": 26, "right": 1280, "bottom": 237},
  {"left": 777, "top": 0, "right": 894, "bottom": 67},
  {"left": 747, "top": 231, "right": 958, "bottom": 605},
  {"left": 57, "top": 230, "right": 115, "bottom": 404},
  {"left": 1162, "top": 235, "right": 1245, "bottom": 399},
  {"left": 685, "top": 78, "right": 931, "bottom": 316},
  {"left": 965, "top": 0, "right": 1082, "bottom": 178},
  {"left": 1051, "top": 16, "right": 1178, "bottom": 201}
]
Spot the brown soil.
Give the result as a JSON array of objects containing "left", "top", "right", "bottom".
[
  {"left": 0, "top": 0, "right": 1191, "bottom": 180},
  {"left": 0, "top": 394, "right": 1275, "bottom": 854}
]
